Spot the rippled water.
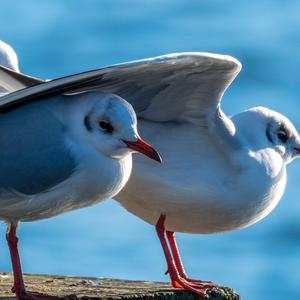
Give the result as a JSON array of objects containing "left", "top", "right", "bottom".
[{"left": 0, "top": 1, "right": 300, "bottom": 299}]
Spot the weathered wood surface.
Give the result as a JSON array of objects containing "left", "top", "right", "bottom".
[{"left": 0, "top": 273, "right": 241, "bottom": 300}]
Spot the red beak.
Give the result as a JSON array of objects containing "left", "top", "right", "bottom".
[
  {"left": 294, "top": 148, "right": 300, "bottom": 156},
  {"left": 123, "top": 137, "right": 162, "bottom": 163}
]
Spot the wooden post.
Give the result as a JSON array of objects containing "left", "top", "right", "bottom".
[{"left": 0, "top": 273, "right": 241, "bottom": 299}]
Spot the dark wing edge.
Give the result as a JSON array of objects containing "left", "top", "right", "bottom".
[{"left": 0, "top": 53, "right": 242, "bottom": 122}]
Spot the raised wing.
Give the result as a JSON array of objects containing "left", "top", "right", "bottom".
[{"left": 0, "top": 53, "right": 241, "bottom": 124}]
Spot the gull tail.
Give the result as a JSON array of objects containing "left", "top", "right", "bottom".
[{"left": 0, "top": 40, "right": 44, "bottom": 93}]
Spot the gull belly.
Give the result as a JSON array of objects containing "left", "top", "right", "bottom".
[{"left": 117, "top": 120, "right": 287, "bottom": 233}]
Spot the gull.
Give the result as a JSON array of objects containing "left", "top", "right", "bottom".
[
  {"left": 0, "top": 43, "right": 161, "bottom": 300},
  {"left": 1, "top": 42, "right": 299, "bottom": 297}
]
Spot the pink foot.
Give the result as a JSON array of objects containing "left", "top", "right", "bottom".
[
  {"left": 156, "top": 215, "right": 216, "bottom": 298},
  {"left": 166, "top": 269, "right": 217, "bottom": 290},
  {"left": 6, "top": 223, "right": 62, "bottom": 300},
  {"left": 15, "top": 291, "right": 62, "bottom": 300},
  {"left": 166, "top": 230, "right": 217, "bottom": 291}
]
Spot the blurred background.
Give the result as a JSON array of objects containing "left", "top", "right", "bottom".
[{"left": 0, "top": 1, "right": 300, "bottom": 299}]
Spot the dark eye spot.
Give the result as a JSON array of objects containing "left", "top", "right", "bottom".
[
  {"left": 84, "top": 115, "right": 92, "bottom": 132},
  {"left": 277, "top": 129, "right": 288, "bottom": 143},
  {"left": 99, "top": 120, "right": 113, "bottom": 133},
  {"left": 266, "top": 125, "right": 273, "bottom": 143}
]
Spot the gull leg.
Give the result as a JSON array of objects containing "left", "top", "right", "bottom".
[
  {"left": 6, "top": 221, "right": 27, "bottom": 298},
  {"left": 6, "top": 222, "right": 60, "bottom": 300},
  {"left": 155, "top": 214, "right": 211, "bottom": 297},
  {"left": 166, "top": 230, "right": 217, "bottom": 288}
]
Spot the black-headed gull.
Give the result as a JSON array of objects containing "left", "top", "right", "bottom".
[
  {"left": 0, "top": 42, "right": 161, "bottom": 300},
  {"left": 1, "top": 42, "right": 299, "bottom": 297}
]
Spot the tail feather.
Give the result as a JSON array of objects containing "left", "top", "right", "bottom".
[{"left": 0, "top": 40, "right": 44, "bottom": 94}]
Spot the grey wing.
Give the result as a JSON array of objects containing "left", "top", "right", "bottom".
[
  {"left": 0, "top": 52, "right": 241, "bottom": 125},
  {"left": 0, "top": 64, "right": 44, "bottom": 93},
  {"left": 0, "top": 40, "right": 43, "bottom": 93},
  {"left": 0, "top": 100, "right": 76, "bottom": 195}
]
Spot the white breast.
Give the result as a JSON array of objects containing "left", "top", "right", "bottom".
[
  {"left": 0, "top": 138, "right": 132, "bottom": 222},
  {"left": 116, "top": 121, "right": 287, "bottom": 234}
]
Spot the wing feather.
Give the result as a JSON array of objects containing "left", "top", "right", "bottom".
[
  {"left": 0, "top": 53, "right": 241, "bottom": 125},
  {"left": 0, "top": 100, "right": 77, "bottom": 195},
  {"left": 0, "top": 64, "right": 44, "bottom": 93}
]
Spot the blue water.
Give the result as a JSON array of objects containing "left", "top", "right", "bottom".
[{"left": 1, "top": 1, "right": 300, "bottom": 299}]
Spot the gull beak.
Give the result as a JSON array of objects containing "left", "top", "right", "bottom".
[
  {"left": 294, "top": 147, "right": 300, "bottom": 156},
  {"left": 123, "top": 137, "right": 162, "bottom": 163}
]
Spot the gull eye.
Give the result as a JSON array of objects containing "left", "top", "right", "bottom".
[
  {"left": 99, "top": 120, "right": 113, "bottom": 133},
  {"left": 277, "top": 129, "right": 288, "bottom": 143}
]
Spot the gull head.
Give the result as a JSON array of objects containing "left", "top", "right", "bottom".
[
  {"left": 70, "top": 92, "right": 161, "bottom": 162},
  {"left": 232, "top": 106, "right": 300, "bottom": 164}
]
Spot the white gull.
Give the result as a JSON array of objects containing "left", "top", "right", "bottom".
[{"left": 0, "top": 41, "right": 161, "bottom": 300}]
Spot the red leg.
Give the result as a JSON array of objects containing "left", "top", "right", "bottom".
[
  {"left": 6, "top": 222, "right": 27, "bottom": 298},
  {"left": 155, "top": 215, "right": 213, "bottom": 297},
  {"left": 166, "top": 230, "right": 216, "bottom": 287},
  {"left": 6, "top": 222, "right": 61, "bottom": 300}
]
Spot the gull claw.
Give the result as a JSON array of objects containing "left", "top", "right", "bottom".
[
  {"left": 19, "top": 292, "right": 62, "bottom": 300},
  {"left": 171, "top": 276, "right": 216, "bottom": 297}
]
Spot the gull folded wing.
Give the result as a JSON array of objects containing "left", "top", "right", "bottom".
[{"left": 0, "top": 100, "right": 76, "bottom": 195}]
